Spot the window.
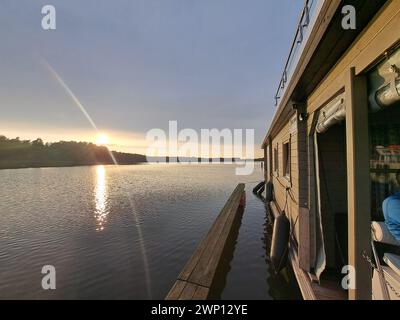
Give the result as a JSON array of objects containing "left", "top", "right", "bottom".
[
  {"left": 273, "top": 146, "right": 279, "bottom": 175},
  {"left": 283, "top": 141, "right": 291, "bottom": 178},
  {"left": 369, "top": 105, "right": 400, "bottom": 220}
]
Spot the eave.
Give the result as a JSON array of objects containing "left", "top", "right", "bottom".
[{"left": 262, "top": 0, "right": 388, "bottom": 148}]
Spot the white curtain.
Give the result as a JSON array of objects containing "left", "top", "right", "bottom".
[{"left": 314, "top": 93, "right": 345, "bottom": 280}]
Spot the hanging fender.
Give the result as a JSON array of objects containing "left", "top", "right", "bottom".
[{"left": 270, "top": 212, "right": 290, "bottom": 273}]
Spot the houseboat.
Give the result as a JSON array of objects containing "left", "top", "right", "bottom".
[{"left": 262, "top": 0, "right": 400, "bottom": 300}]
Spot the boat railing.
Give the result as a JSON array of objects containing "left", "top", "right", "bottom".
[{"left": 274, "top": 0, "right": 322, "bottom": 106}]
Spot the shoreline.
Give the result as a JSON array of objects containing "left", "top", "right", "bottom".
[{"left": 0, "top": 160, "right": 263, "bottom": 171}]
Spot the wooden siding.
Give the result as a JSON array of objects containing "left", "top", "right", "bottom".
[
  {"left": 270, "top": 119, "right": 300, "bottom": 242},
  {"left": 264, "top": 1, "right": 400, "bottom": 298},
  {"left": 307, "top": 0, "right": 400, "bottom": 113}
]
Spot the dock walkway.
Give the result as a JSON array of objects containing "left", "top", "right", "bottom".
[{"left": 166, "top": 183, "right": 245, "bottom": 300}]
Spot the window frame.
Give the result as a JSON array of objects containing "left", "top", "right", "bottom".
[
  {"left": 282, "top": 138, "right": 291, "bottom": 181},
  {"left": 273, "top": 144, "right": 279, "bottom": 176}
]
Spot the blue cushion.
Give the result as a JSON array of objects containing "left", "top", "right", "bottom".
[{"left": 383, "top": 192, "right": 400, "bottom": 241}]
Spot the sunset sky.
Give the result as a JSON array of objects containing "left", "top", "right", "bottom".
[{"left": 0, "top": 0, "right": 303, "bottom": 157}]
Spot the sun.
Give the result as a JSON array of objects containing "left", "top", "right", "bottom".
[{"left": 96, "top": 134, "right": 109, "bottom": 146}]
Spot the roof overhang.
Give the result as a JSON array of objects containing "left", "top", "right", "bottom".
[{"left": 262, "top": 0, "right": 388, "bottom": 148}]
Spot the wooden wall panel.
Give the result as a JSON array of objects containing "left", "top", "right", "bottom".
[{"left": 307, "top": 1, "right": 400, "bottom": 114}]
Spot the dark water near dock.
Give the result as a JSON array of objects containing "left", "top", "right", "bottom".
[{"left": 0, "top": 164, "right": 300, "bottom": 299}]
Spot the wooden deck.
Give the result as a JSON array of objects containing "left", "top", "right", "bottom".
[
  {"left": 288, "top": 241, "right": 347, "bottom": 300},
  {"left": 166, "top": 184, "right": 245, "bottom": 300},
  {"left": 269, "top": 200, "right": 347, "bottom": 300}
]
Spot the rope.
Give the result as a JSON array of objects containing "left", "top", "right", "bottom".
[
  {"left": 283, "top": 187, "right": 289, "bottom": 212},
  {"left": 274, "top": 177, "right": 298, "bottom": 205},
  {"left": 275, "top": 188, "right": 299, "bottom": 273},
  {"left": 362, "top": 250, "right": 400, "bottom": 298}
]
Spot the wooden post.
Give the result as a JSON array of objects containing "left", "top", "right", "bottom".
[
  {"left": 268, "top": 137, "right": 273, "bottom": 182},
  {"left": 263, "top": 144, "right": 268, "bottom": 181},
  {"left": 295, "top": 105, "right": 311, "bottom": 272},
  {"left": 345, "top": 67, "right": 371, "bottom": 300}
]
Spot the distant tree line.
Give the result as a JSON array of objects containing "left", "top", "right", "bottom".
[{"left": 0, "top": 135, "right": 146, "bottom": 169}]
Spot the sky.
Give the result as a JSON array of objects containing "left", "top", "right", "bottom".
[{"left": 0, "top": 0, "right": 304, "bottom": 157}]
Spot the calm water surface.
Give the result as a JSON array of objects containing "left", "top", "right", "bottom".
[{"left": 0, "top": 164, "right": 300, "bottom": 299}]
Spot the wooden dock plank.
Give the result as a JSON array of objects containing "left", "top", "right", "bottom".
[
  {"left": 201, "top": 192, "right": 242, "bottom": 285},
  {"left": 178, "top": 187, "right": 240, "bottom": 282},
  {"left": 188, "top": 188, "right": 243, "bottom": 287},
  {"left": 165, "top": 280, "right": 187, "bottom": 300},
  {"left": 178, "top": 283, "right": 197, "bottom": 300},
  {"left": 166, "top": 184, "right": 245, "bottom": 300},
  {"left": 192, "top": 286, "right": 209, "bottom": 300}
]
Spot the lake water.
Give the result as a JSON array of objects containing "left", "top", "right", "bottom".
[{"left": 0, "top": 164, "right": 300, "bottom": 299}]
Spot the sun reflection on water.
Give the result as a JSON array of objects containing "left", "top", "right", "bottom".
[{"left": 94, "top": 165, "right": 108, "bottom": 231}]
